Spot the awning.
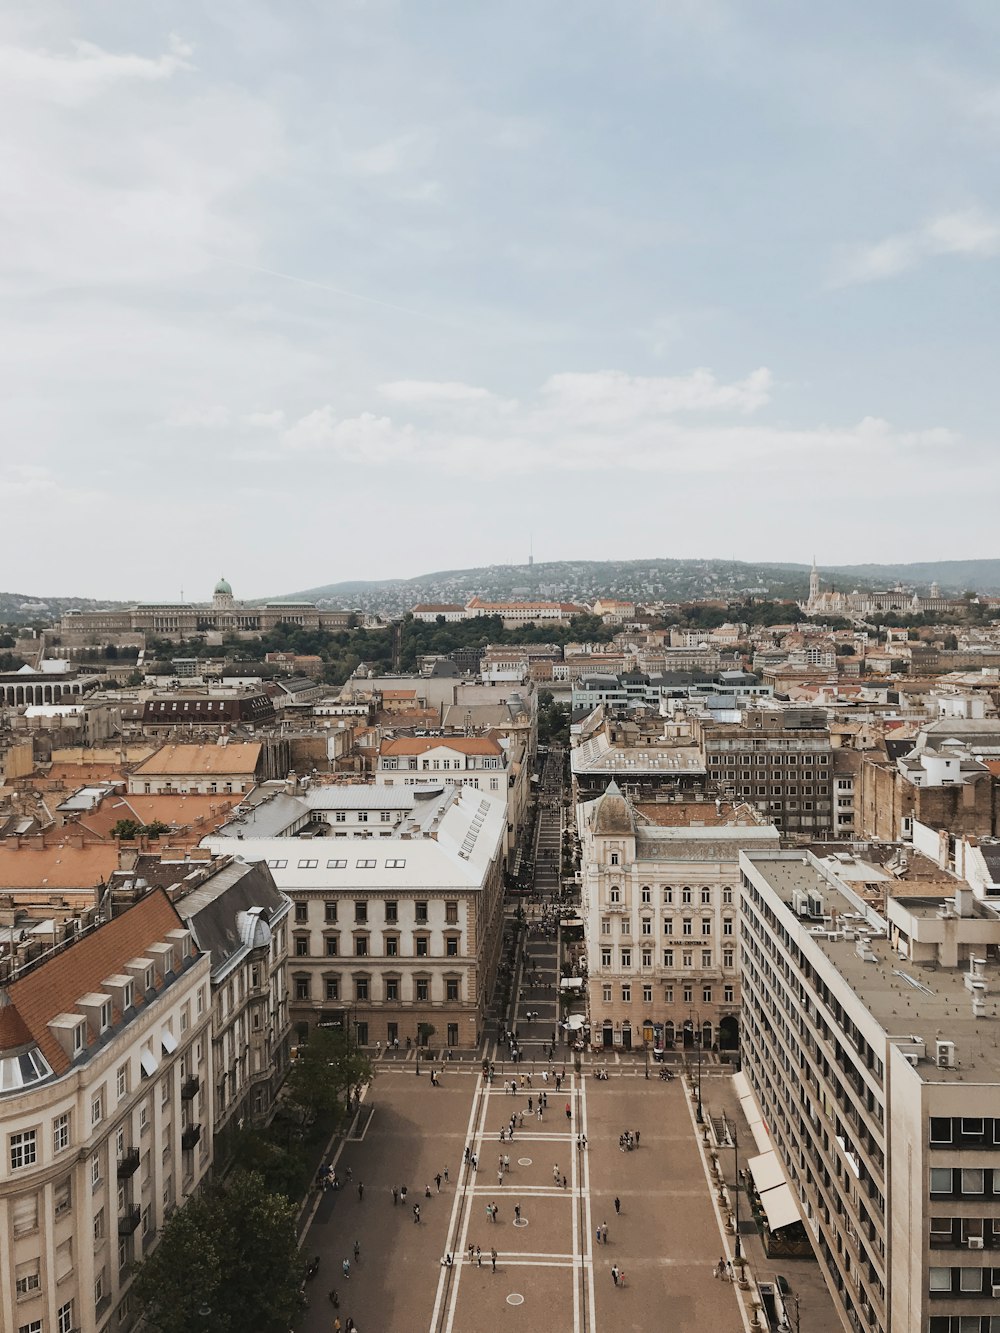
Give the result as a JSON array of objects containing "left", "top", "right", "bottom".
[
  {"left": 747, "top": 1150, "right": 786, "bottom": 1194},
  {"left": 564, "top": 1014, "right": 587, "bottom": 1030},
  {"left": 161, "top": 1028, "right": 178, "bottom": 1055},
  {"left": 140, "top": 1048, "right": 159, "bottom": 1077},
  {"left": 732, "top": 1070, "right": 752, "bottom": 1102},
  {"left": 758, "top": 1182, "right": 801, "bottom": 1232},
  {"left": 560, "top": 978, "right": 584, "bottom": 991},
  {"left": 740, "top": 1096, "right": 772, "bottom": 1154}
]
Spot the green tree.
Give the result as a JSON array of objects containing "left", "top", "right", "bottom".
[
  {"left": 131, "top": 1170, "right": 301, "bottom": 1333},
  {"left": 111, "top": 819, "right": 144, "bottom": 841},
  {"left": 143, "top": 820, "right": 171, "bottom": 840},
  {"left": 283, "top": 1027, "right": 372, "bottom": 1129}
]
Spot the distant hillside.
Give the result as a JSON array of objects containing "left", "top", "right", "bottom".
[{"left": 284, "top": 556, "right": 1000, "bottom": 613}]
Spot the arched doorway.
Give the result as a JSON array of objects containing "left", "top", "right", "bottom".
[
  {"left": 682, "top": 1019, "right": 694, "bottom": 1049},
  {"left": 602, "top": 1021, "right": 613, "bottom": 1050},
  {"left": 702, "top": 1021, "right": 713, "bottom": 1050},
  {"left": 664, "top": 1021, "right": 675, "bottom": 1048},
  {"left": 621, "top": 1022, "right": 632, "bottom": 1051}
]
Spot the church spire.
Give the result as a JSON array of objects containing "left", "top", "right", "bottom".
[{"left": 809, "top": 557, "right": 820, "bottom": 604}]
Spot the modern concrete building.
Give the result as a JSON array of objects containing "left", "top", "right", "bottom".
[
  {"left": 739, "top": 846, "right": 1000, "bottom": 1333},
  {"left": 577, "top": 783, "right": 778, "bottom": 1054}
]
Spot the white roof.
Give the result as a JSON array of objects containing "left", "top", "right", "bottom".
[
  {"left": 303, "top": 786, "right": 416, "bottom": 811},
  {"left": 203, "top": 784, "right": 505, "bottom": 890}
]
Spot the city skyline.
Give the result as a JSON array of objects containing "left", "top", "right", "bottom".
[{"left": 3, "top": 2, "right": 999, "bottom": 598}]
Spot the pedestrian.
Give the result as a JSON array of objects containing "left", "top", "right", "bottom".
[
  {"left": 601, "top": 1222, "right": 608, "bottom": 1244},
  {"left": 346, "top": 1166, "right": 353, "bottom": 1182},
  {"left": 514, "top": 1204, "right": 521, "bottom": 1222},
  {"left": 491, "top": 1247, "right": 497, "bottom": 1273},
  {"left": 492, "top": 1203, "right": 499, "bottom": 1222},
  {"left": 413, "top": 1204, "right": 421, "bottom": 1224},
  {"left": 477, "top": 1247, "right": 483, "bottom": 1267},
  {"left": 611, "top": 1264, "right": 619, "bottom": 1286},
  {"left": 400, "top": 1185, "right": 408, "bottom": 1204},
  {"left": 552, "top": 1163, "right": 559, "bottom": 1182},
  {"left": 499, "top": 1127, "right": 506, "bottom": 1142},
  {"left": 444, "top": 1166, "right": 449, "bottom": 1183},
  {"left": 498, "top": 1169, "right": 503, "bottom": 1186},
  {"left": 486, "top": 1202, "right": 492, "bottom": 1223},
  {"left": 391, "top": 1186, "right": 398, "bottom": 1205},
  {"left": 562, "top": 1175, "right": 567, "bottom": 1190},
  {"left": 357, "top": 1182, "right": 364, "bottom": 1201},
  {"left": 435, "top": 1173, "right": 442, "bottom": 1192},
  {"left": 596, "top": 1225, "right": 602, "bottom": 1245},
  {"left": 504, "top": 1154, "right": 510, "bottom": 1173},
  {"left": 614, "top": 1196, "right": 621, "bottom": 1215},
  {"left": 464, "top": 1146, "right": 470, "bottom": 1164},
  {"left": 342, "top": 1258, "right": 351, "bottom": 1279},
  {"left": 565, "top": 1102, "right": 572, "bottom": 1121},
  {"left": 334, "top": 1318, "right": 341, "bottom": 1333},
  {"left": 635, "top": 1131, "right": 640, "bottom": 1147},
  {"left": 581, "top": 1134, "right": 587, "bottom": 1149},
  {"left": 425, "top": 1184, "right": 432, "bottom": 1198},
  {"left": 619, "top": 1269, "right": 626, "bottom": 1288},
  {"left": 353, "top": 1240, "right": 360, "bottom": 1263}
]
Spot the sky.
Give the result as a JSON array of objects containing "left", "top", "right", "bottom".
[{"left": 3, "top": 1, "right": 999, "bottom": 600}]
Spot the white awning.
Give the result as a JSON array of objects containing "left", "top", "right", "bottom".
[
  {"left": 560, "top": 978, "right": 584, "bottom": 991},
  {"left": 564, "top": 1014, "right": 587, "bottom": 1030},
  {"left": 747, "top": 1150, "right": 786, "bottom": 1194},
  {"left": 140, "top": 1048, "right": 159, "bottom": 1077},
  {"left": 740, "top": 1096, "right": 772, "bottom": 1153},
  {"left": 732, "top": 1070, "right": 752, "bottom": 1102},
  {"left": 161, "top": 1028, "right": 178, "bottom": 1055},
  {"left": 758, "top": 1182, "right": 801, "bottom": 1232}
]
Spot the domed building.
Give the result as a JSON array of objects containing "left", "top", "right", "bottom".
[{"left": 59, "top": 576, "right": 355, "bottom": 642}]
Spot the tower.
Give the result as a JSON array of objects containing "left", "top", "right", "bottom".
[
  {"left": 212, "top": 576, "right": 235, "bottom": 610},
  {"left": 809, "top": 558, "right": 820, "bottom": 605}
]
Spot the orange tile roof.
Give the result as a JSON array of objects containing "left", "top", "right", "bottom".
[
  {"left": 381, "top": 736, "right": 503, "bottom": 757},
  {"left": 0, "top": 843, "right": 119, "bottom": 891},
  {"left": 133, "top": 743, "right": 261, "bottom": 777},
  {"left": 381, "top": 690, "right": 417, "bottom": 700},
  {"left": 77, "top": 793, "right": 243, "bottom": 841},
  {"left": 8, "top": 889, "right": 188, "bottom": 1074}
]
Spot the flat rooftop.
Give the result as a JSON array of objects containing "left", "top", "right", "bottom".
[{"left": 742, "top": 850, "right": 1000, "bottom": 1080}]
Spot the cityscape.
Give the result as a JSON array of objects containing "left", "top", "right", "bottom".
[{"left": 4, "top": 5, "right": 1000, "bottom": 1333}]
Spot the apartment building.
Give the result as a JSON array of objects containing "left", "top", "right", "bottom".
[
  {"left": 577, "top": 783, "right": 778, "bottom": 1053},
  {"left": 696, "top": 706, "right": 835, "bottom": 836},
  {"left": 203, "top": 783, "right": 507, "bottom": 1049},
  {"left": 739, "top": 846, "right": 1000, "bottom": 1333},
  {"left": 0, "top": 891, "right": 212, "bottom": 1333},
  {"left": 128, "top": 744, "right": 263, "bottom": 796}
]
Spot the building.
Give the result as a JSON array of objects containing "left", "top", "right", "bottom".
[
  {"left": 695, "top": 706, "right": 835, "bottom": 836},
  {"left": 739, "top": 845, "right": 1000, "bottom": 1333},
  {"left": 577, "top": 782, "right": 778, "bottom": 1054},
  {"left": 858, "top": 726, "right": 997, "bottom": 843},
  {"left": 127, "top": 744, "right": 264, "bottom": 796},
  {"left": 58, "top": 577, "right": 355, "bottom": 644},
  {"left": 0, "top": 890, "right": 212, "bottom": 1333},
  {"left": 410, "top": 604, "right": 468, "bottom": 623},
  {"left": 202, "top": 782, "right": 507, "bottom": 1049},
  {"left": 803, "top": 559, "right": 958, "bottom": 619}
]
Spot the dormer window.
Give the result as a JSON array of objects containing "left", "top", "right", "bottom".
[{"left": 100, "top": 1001, "right": 111, "bottom": 1031}]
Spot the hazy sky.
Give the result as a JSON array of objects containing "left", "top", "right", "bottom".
[{"left": 4, "top": 2, "right": 999, "bottom": 600}]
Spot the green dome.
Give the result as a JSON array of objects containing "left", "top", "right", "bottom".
[{"left": 214, "top": 576, "right": 232, "bottom": 596}]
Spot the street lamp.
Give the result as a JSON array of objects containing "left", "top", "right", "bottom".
[{"left": 732, "top": 1122, "right": 742, "bottom": 1259}]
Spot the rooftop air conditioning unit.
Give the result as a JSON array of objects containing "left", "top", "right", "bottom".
[
  {"left": 936, "top": 1040, "right": 956, "bottom": 1069},
  {"left": 903, "top": 1052, "right": 919, "bottom": 1067}
]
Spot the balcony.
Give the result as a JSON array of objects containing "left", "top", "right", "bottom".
[
  {"left": 117, "top": 1147, "right": 140, "bottom": 1178},
  {"left": 181, "top": 1123, "right": 202, "bottom": 1152},
  {"left": 118, "top": 1205, "right": 141, "bottom": 1235},
  {"left": 181, "top": 1074, "right": 200, "bottom": 1101}
]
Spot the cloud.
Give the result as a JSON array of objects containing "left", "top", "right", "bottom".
[
  {"left": 837, "top": 209, "right": 1000, "bottom": 284},
  {"left": 273, "top": 367, "right": 953, "bottom": 478},
  {"left": 0, "top": 34, "right": 193, "bottom": 106}
]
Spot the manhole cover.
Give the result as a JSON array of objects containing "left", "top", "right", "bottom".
[
  {"left": 513, "top": 1217, "right": 529, "bottom": 1227},
  {"left": 506, "top": 1293, "right": 525, "bottom": 1306},
  {"left": 518, "top": 1157, "right": 532, "bottom": 1166}
]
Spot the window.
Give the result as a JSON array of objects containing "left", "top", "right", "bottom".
[
  {"left": 701, "top": 919, "right": 711, "bottom": 935},
  {"left": 17, "top": 1321, "right": 42, "bottom": 1333},
  {"left": 53, "top": 1112, "right": 70, "bottom": 1154},
  {"left": 381, "top": 810, "right": 392, "bottom": 822},
  {"left": 701, "top": 888, "right": 711, "bottom": 905},
  {"left": 641, "top": 886, "right": 651, "bottom": 904},
  {"left": 294, "top": 976, "right": 311, "bottom": 1001},
  {"left": 324, "top": 901, "right": 338, "bottom": 923},
  {"left": 610, "top": 886, "right": 621, "bottom": 904},
  {"left": 385, "top": 978, "right": 399, "bottom": 1001},
  {"left": 682, "top": 919, "right": 693, "bottom": 936},
  {"left": 962, "top": 1168, "right": 984, "bottom": 1194},
  {"left": 663, "top": 949, "right": 674, "bottom": 967},
  {"left": 446, "top": 936, "right": 459, "bottom": 957},
  {"left": 722, "top": 886, "right": 733, "bottom": 904},
  {"left": 601, "top": 919, "right": 611, "bottom": 935},
  {"left": 327, "top": 858, "right": 347, "bottom": 869},
  {"left": 357, "top": 812, "right": 368, "bottom": 823},
  {"left": 662, "top": 888, "right": 673, "bottom": 905},
  {"left": 446, "top": 979, "right": 460, "bottom": 1001},
  {"left": 930, "top": 1119, "right": 953, "bottom": 1144},
  {"left": 621, "top": 984, "right": 631, "bottom": 1003},
  {"left": 601, "top": 949, "right": 612, "bottom": 968},
  {"left": 621, "top": 949, "right": 631, "bottom": 968},
  {"left": 385, "top": 859, "right": 406, "bottom": 869},
  {"left": 385, "top": 901, "right": 398, "bottom": 923},
  {"left": 416, "top": 979, "right": 429, "bottom": 1002},
  {"left": 297, "top": 858, "right": 318, "bottom": 869},
  {"left": 94, "top": 1207, "right": 105, "bottom": 1240},
  {"left": 386, "top": 936, "right": 399, "bottom": 957},
  {"left": 682, "top": 887, "right": 692, "bottom": 905},
  {"left": 91, "top": 1154, "right": 101, "bottom": 1188},
  {"left": 295, "top": 935, "right": 309, "bottom": 956},
  {"left": 929, "top": 1168, "right": 952, "bottom": 1196},
  {"left": 723, "top": 948, "right": 734, "bottom": 968},
  {"left": 356, "top": 859, "right": 376, "bottom": 869},
  {"left": 620, "top": 918, "right": 631, "bottom": 935},
  {"left": 354, "top": 902, "right": 368, "bottom": 923},
  {"left": 355, "top": 977, "right": 369, "bottom": 1001},
  {"left": 610, "top": 853, "right": 619, "bottom": 866},
  {"left": 683, "top": 986, "right": 693, "bottom": 1004},
  {"left": 928, "top": 1267, "right": 951, "bottom": 1292},
  {"left": 703, "top": 986, "right": 713, "bottom": 1004},
  {"left": 702, "top": 950, "right": 712, "bottom": 967},
  {"left": 335, "top": 811, "right": 346, "bottom": 822},
  {"left": 445, "top": 902, "right": 459, "bottom": 924},
  {"left": 643, "top": 984, "right": 653, "bottom": 1004},
  {"left": 54, "top": 1176, "right": 71, "bottom": 1216},
  {"left": 723, "top": 985, "right": 734, "bottom": 1003},
  {"left": 416, "top": 902, "right": 428, "bottom": 923},
  {"left": 664, "top": 986, "right": 674, "bottom": 1003},
  {"left": 723, "top": 917, "right": 734, "bottom": 936},
  {"left": 10, "top": 1130, "right": 37, "bottom": 1170},
  {"left": 325, "top": 978, "right": 340, "bottom": 1001},
  {"left": 663, "top": 917, "right": 673, "bottom": 935},
  {"left": 355, "top": 936, "right": 369, "bottom": 957},
  {"left": 683, "top": 950, "right": 693, "bottom": 967},
  {"left": 642, "top": 950, "right": 652, "bottom": 968},
  {"left": 294, "top": 902, "right": 308, "bottom": 924},
  {"left": 641, "top": 918, "right": 652, "bottom": 935},
  {"left": 15, "top": 1262, "right": 41, "bottom": 1296},
  {"left": 603, "top": 984, "right": 612, "bottom": 1003},
  {"left": 325, "top": 935, "right": 339, "bottom": 957}
]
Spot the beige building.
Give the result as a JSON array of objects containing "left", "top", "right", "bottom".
[
  {"left": 203, "top": 782, "right": 507, "bottom": 1050},
  {"left": 739, "top": 846, "right": 1000, "bottom": 1333},
  {"left": 577, "top": 783, "right": 778, "bottom": 1053},
  {"left": 128, "top": 743, "right": 263, "bottom": 796},
  {"left": 0, "top": 890, "right": 212, "bottom": 1333}
]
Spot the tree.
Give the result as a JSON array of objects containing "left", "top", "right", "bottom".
[
  {"left": 111, "top": 819, "right": 143, "bottom": 841},
  {"left": 282, "top": 1027, "right": 372, "bottom": 1129},
  {"left": 131, "top": 1170, "right": 301, "bottom": 1333}
]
